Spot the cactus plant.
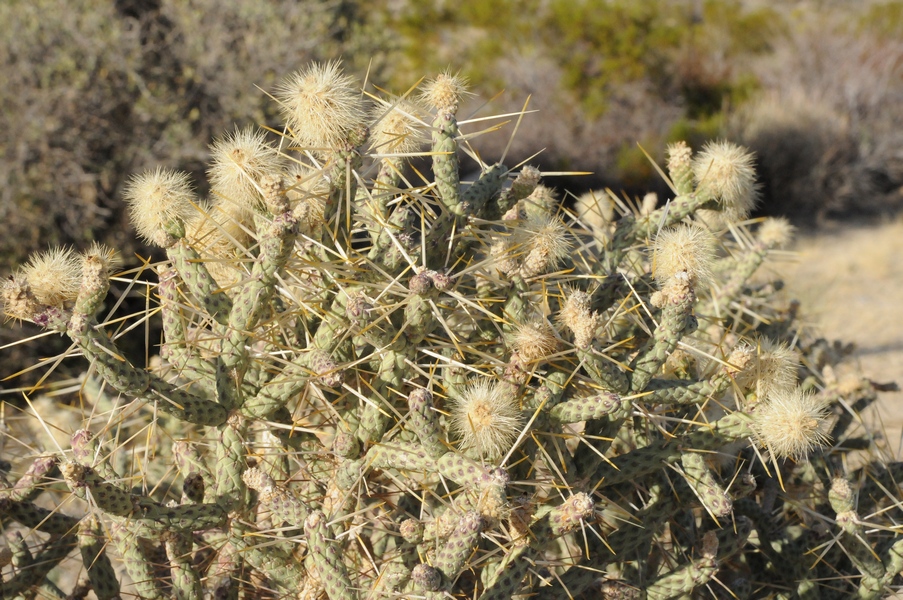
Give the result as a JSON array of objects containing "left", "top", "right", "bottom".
[{"left": 0, "top": 61, "right": 901, "bottom": 600}]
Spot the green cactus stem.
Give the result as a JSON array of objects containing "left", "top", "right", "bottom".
[
  {"left": 108, "top": 520, "right": 164, "bottom": 600},
  {"left": 164, "top": 529, "right": 203, "bottom": 600},
  {"left": 78, "top": 515, "right": 121, "bottom": 600},
  {"left": 304, "top": 510, "right": 356, "bottom": 600},
  {"left": 680, "top": 452, "right": 733, "bottom": 518},
  {"left": 65, "top": 312, "right": 228, "bottom": 426},
  {"left": 61, "top": 463, "right": 227, "bottom": 533},
  {"left": 168, "top": 241, "right": 232, "bottom": 325},
  {"left": 0, "top": 455, "right": 57, "bottom": 503},
  {"left": 645, "top": 531, "right": 719, "bottom": 600},
  {"left": 434, "top": 511, "right": 482, "bottom": 583}
]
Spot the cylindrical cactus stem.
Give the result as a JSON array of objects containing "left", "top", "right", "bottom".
[
  {"left": 430, "top": 109, "right": 461, "bottom": 215},
  {"left": 461, "top": 163, "right": 507, "bottom": 219},
  {"left": 434, "top": 511, "right": 483, "bottom": 583},
  {"left": 164, "top": 529, "right": 202, "bottom": 600},
  {"left": 304, "top": 510, "right": 355, "bottom": 600},
  {"left": 0, "top": 498, "right": 80, "bottom": 536},
  {"left": 207, "top": 540, "right": 240, "bottom": 600},
  {"left": 218, "top": 203, "right": 298, "bottom": 408},
  {"left": 214, "top": 414, "right": 248, "bottom": 513},
  {"left": 577, "top": 347, "right": 630, "bottom": 394},
  {"left": 829, "top": 478, "right": 886, "bottom": 581},
  {"left": 667, "top": 141, "right": 695, "bottom": 196},
  {"left": 7, "top": 530, "right": 32, "bottom": 568},
  {"left": 70, "top": 430, "right": 127, "bottom": 491},
  {"left": 427, "top": 164, "right": 505, "bottom": 267},
  {"left": 73, "top": 252, "right": 111, "bottom": 319},
  {"left": 167, "top": 241, "right": 232, "bottom": 325},
  {"left": 241, "top": 355, "right": 315, "bottom": 419},
  {"left": 107, "top": 521, "right": 164, "bottom": 600},
  {"left": 244, "top": 536, "right": 305, "bottom": 594},
  {"left": 479, "top": 545, "right": 532, "bottom": 600},
  {"left": 548, "top": 392, "right": 625, "bottom": 424},
  {"left": 356, "top": 399, "right": 391, "bottom": 447},
  {"left": 357, "top": 348, "right": 405, "bottom": 444},
  {"left": 643, "top": 372, "right": 733, "bottom": 405},
  {"left": 490, "top": 165, "right": 542, "bottom": 220},
  {"left": 310, "top": 287, "right": 354, "bottom": 351},
  {"left": 223, "top": 205, "right": 297, "bottom": 342},
  {"left": 680, "top": 452, "right": 733, "bottom": 519},
  {"left": 403, "top": 292, "right": 437, "bottom": 345},
  {"left": 436, "top": 452, "right": 499, "bottom": 488},
  {"left": 543, "top": 493, "right": 596, "bottom": 538},
  {"left": 372, "top": 560, "right": 410, "bottom": 596},
  {"left": 595, "top": 413, "right": 756, "bottom": 487},
  {"left": 630, "top": 272, "right": 696, "bottom": 392},
  {"left": 365, "top": 442, "right": 438, "bottom": 473},
  {"left": 712, "top": 515, "right": 752, "bottom": 557},
  {"left": 78, "top": 515, "right": 121, "bottom": 600},
  {"left": 406, "top": 388, "right": 446, "bottom": 459},
  {"left": 483, "top": 494, "right": 595, "bottom": 599},
  {"left": 852, "top": 538, "right": 903, "bottom": 600},
  {"left": 66, "top": 313, "right": 150, "bottom": 397},
  {"left": 146, "top": 377, "right": 231, "bottom": 427},
  {"left": 501, "top": 275, "right": 529, "bottom": 328},
  {"left": 323, "top": 146, "right": 364, "bottom": 236},
  {"left": 157, "top": 270, "right": 218, "bottom": 395},
  {"left": 536, "top": 483, "right": 679, "bottom": 600},
  {"left": 61, "top": 463, "right": 227, "bottom": 533},
  {"left": 0, "top": 455, "right": 57, "bottom": 503},
  {"left": 242, "top": 467, "right": 311, "bottom": 528},
  {"left": 65, "top": 312, "right": 228, "bottom": 426},
  {"left": 172, "top": 441, "right": 215, "bottom": 504},
  {"left": 367, "top": 201, "right": 420, "bottom": 273},
  {"left": 1, "top": 533, "right": 77, "bottom": 599},
  {"left": 645, "top": 531, "right": 719, "bottom": 600}
]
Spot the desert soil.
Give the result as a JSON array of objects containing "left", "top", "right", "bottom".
[{"left": 777, "top": 218, "right": 903, "bottom": 457}]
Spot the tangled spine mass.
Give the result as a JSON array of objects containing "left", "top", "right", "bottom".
[{"left": 0, "top": 62, "right": 899, "bottom": 600}]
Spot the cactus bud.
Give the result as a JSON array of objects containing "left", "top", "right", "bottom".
[
  {"left": 278, "top": 60, "right": 367, "bottom": 150},
  {"left": 751, "top": 387, "right": 830, "bottom": 460},
  {"left": 208, "top": 127, "right": 281, "bottom": 209},
  {"left": 22, "top": 246, "right": 82, "bottom": 308},
  {"left": 652, "top": 223, "right": 716, "bottom": 287},
  {"left": 411, "top": 563, "right": 442, "bottom": 591},
  {"left": 451, "top": 378, "right": 523, "bottom": 459},
  {"left": 559, "top": 288, "right": 598, "bottom": 349},
  {"left": 399, "top": 518, "right": 424, "bottom": 544},
  {"left": 757, "top": 216, "right": 794, "bottom": 248},
  {"left": 421, "top": 71, "right": 469, "bottom": 114},
  {"left": 515, "top": 212, "right": 572, "bottom": 278},
  {"left": 742, "top": 339, "right": 800, "bottom": 402},
  {"left": 369, "top": 99, "right": 426, "bottom": 156},
  {"left": 124, "top": 167, "right": 197, "bottom": 247},
  {"left": 508, "top": 320, "right": 559, "bottom": 363},
  {"left": 691, "top": 140, "right": 758, "bottom": 221}
]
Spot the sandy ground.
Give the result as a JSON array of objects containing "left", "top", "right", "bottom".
[{"left": 777, "top": 219, "right": 903, "bottom": 457}]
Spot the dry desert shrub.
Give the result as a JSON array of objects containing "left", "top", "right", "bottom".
[
  {"left": 734, "top": 23, "right": 903, "bottom": 223},
  {"left": 0, "top": 0, "right": 387, "bottom": 388}
]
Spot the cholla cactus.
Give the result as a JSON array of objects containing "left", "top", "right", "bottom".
[{"left": 1, "top": 60, "right": 900, "bottom": 600}]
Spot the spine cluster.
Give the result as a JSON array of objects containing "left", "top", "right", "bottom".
[{"left": 0, "top": 63, "right": 899, "bottom": 600}]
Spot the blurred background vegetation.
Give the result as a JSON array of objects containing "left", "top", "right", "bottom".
[{"left": 3, "top": 0, "right": 903, "bottom": 388}]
